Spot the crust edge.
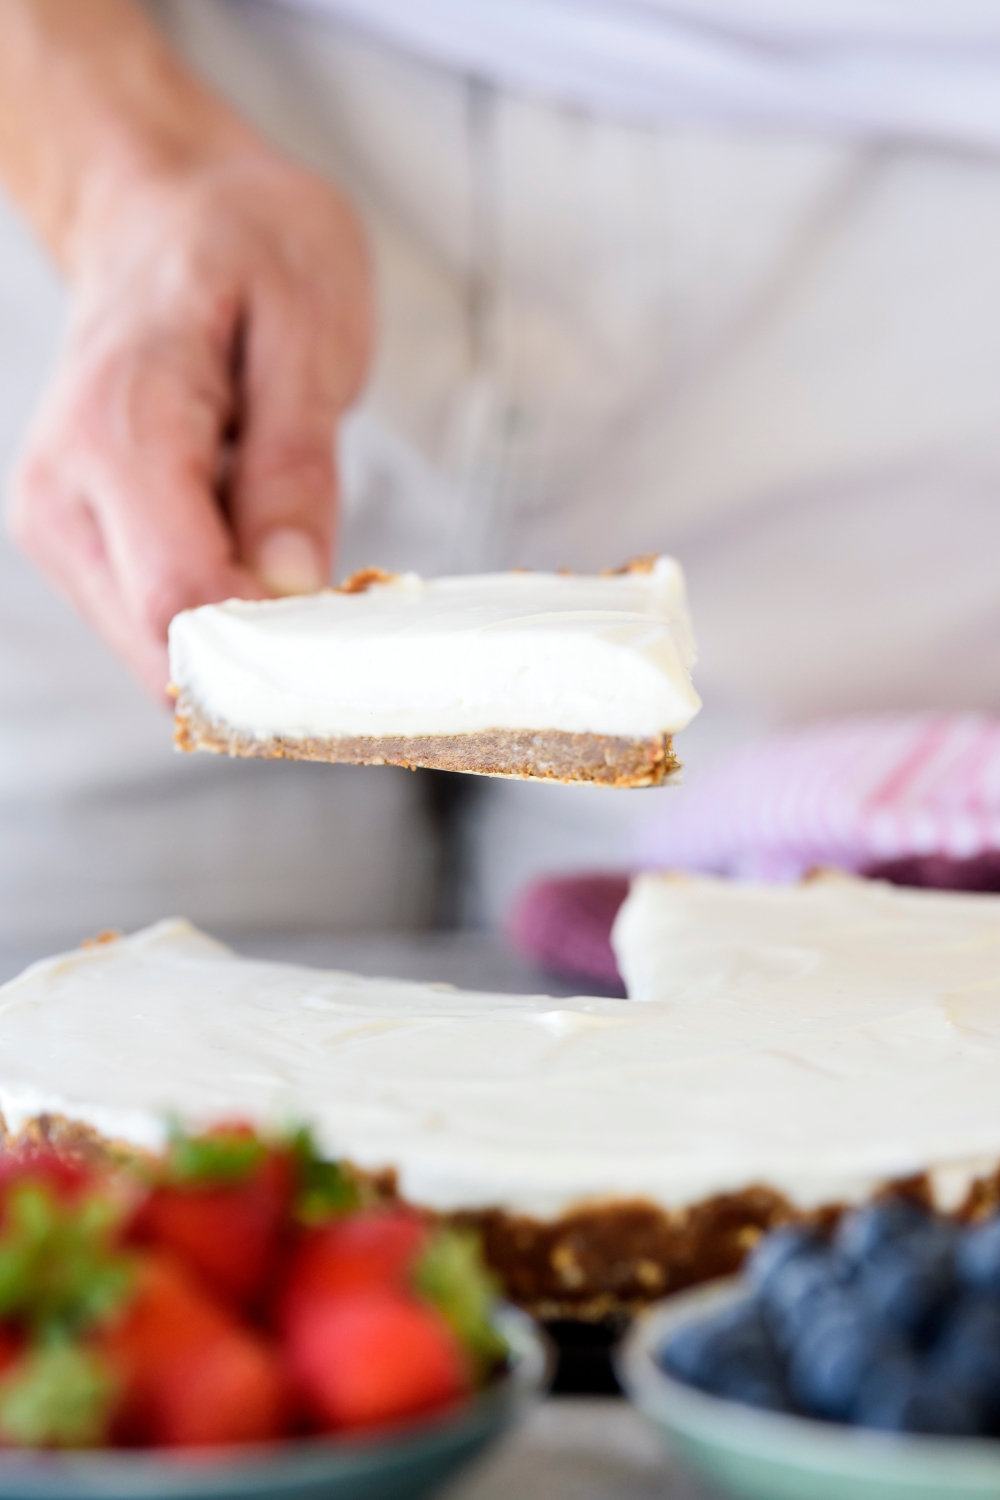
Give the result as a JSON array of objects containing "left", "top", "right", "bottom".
[{"left": 173, "top": 693, "right": 678, "bottom": 788}]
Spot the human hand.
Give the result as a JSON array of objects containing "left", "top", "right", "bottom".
[{"left": 8, "top": 147, "right": 372, "bottom": 700}]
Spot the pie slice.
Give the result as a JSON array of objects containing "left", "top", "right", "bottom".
[{"left": 168, "top": 556, "right": 700, "bottom": 786}]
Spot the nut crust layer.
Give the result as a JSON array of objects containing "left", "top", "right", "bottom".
[{"left": 173, "top": 694, "right": 678, "bottom": 787}]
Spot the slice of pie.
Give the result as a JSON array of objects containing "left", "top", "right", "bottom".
[
  {"left": 168, "top": 556, "right": 700, "bottom": 787},
  {"left": 5, "top": 875, "right": 1000, "bottom": 1320}
]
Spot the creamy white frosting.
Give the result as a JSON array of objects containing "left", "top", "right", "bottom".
[
  {"left": 5, "top": 883, "right": 1000, "bottom": 1219},
  {"left": 167, "top": 559, "right": 700, "bottom": 741}
]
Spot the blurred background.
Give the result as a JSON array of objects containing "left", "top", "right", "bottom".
[{"left": 5, "top": 1, "right": 1000, "bottom": 986}]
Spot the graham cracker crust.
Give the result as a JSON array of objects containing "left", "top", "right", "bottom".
[
  {"left": 455, "top": 1188, "right": 793, "bottom": 1322},
  {"left": 173, "top": 693, "right": 678, "bottom": 788},
  {"left": 452, "top": 1176, "right": 950, "bottom": 1321},
  {"left": 6, "top": 1113, "right": 994, "bottom": 1322}
]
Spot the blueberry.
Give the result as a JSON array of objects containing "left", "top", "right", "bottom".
[
  {"left": 658, "top": 1297, "right": 757, "bottom": 1383},
  {"left": 933, "top": 1296, "right": 1000, "bottom": 1431},
  {"left": 853, "top": 1352, "right": 922, "bottom": 1430},
  {"left": 915, "top": 1381, "right": 986, "bottom": 1437},
  {"left": 957, "top": 1217, "right": 1000, "bottom": 1298},
  {"left": 854, "top": 1354, "right": 985, "bottom": 1435},
  {"left": 659, "top": 1310, "right": 731, "bottom": 1386},
  {"left": 788, "top": 1305, "right": 905, "bottom": 1422},
  {"left": 715, "top": 1365, "right": 791, "bottom": 1413},
  {"left": 659, "top": 1298, "right": 787, "bottom": 1409},
  {"left": 859, "top": 1225, "right": 957, "bottom": 1343},
  {"left": 760, "top": 1248, "right": 853, "bottom": 1353},
  {"left": 835, "top": 1198, "right": 931, "bottom": 1266},
  {"left": 745, "top": 1224, "right": 823, "bottom": 1294}
]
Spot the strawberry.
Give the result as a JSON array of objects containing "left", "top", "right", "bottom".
[
  {"left": 105, "top": 1254, "right": 230, "bottom": 1368},
  {"left": 104, "top": 1254, "right": 285, "bottom": 1446},
  {"left": 0, "top": 1150, "right": 94, "bottom": 1209},
  {"left": 286, "top": 1288, "right": 470, "bottom": 1430},
  {"left": 133, "top": 1330, "right": 285, "bottom": 1448},
  {"left": 129, "top": 1129, "right": 294, "bottom": 1309},
  {"left": 279, "top": 1210, "right": 426, "bottom": 1327},
  {"left": 0, "top": 1326, "right": 21, "bottom": 1377}
]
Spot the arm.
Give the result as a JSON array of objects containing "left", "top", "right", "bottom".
[{"left": 0, "top": 1, "right": 372, "bottom": 697}]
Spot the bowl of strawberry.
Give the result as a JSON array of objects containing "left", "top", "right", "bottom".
[
  {"left": 617, "top": 1200, "right": 1000, "bottom": 1500},
  {"left": 0, "top": 1123, "right": 550, "bottom": 1499}
]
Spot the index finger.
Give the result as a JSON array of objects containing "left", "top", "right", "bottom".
[{"left": 78, "top": 326, "right": 267, "bottom": 639}]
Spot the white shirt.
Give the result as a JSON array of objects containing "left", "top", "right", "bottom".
[{"left": 282, "top": 0, "right": 1000, "bottom": 147}]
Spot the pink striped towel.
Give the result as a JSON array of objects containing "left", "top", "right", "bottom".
[{"left": 636, "top": 713, "right": 1000, "bottom": 881}]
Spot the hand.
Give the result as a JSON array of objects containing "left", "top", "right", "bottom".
[{"left": 8, "top": 148, "right": 372, "bottom": 699}]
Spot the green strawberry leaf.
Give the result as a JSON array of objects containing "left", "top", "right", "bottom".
[
  {"left": 415, "top": 1229, "right": 508, "bottom": 1375},
  {"left": 165, "top": 1123, "right": 266, "bottom": 1185},
  {"left": 0, "top": 1345, "right": 119, "bottom": 1448},
  {"left": 0, "top": 1183, "right": 134, "bottom": 1342},
  {"left": 286, "top": 1127, "right": 360, "bottom": 1223}
]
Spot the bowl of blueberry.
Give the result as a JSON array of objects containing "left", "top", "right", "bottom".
[{"left": 616, "top": 1197, "right": 1000, "bottom": 1500}]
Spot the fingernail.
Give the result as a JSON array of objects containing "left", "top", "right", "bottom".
[{"left": 255, "top": 528, "right": 325, "bottom": 596}]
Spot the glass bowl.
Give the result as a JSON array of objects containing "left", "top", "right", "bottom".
[
  {"left": 616, "top": 1279, "right": 1000, "bottom": 1500},
  {"left": 0, "top": 1307, "right": 551, "bottom": 1500}
]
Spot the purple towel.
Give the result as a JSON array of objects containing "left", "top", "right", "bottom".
[{"left": 507, "top": 874, "right": 630, "bottom": 993}]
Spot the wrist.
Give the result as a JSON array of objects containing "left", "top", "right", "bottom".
[
  {"left": 64, "top": 110, "right": 258, "bottom": 278},
  {"left": 60, "top": 67, "right": 261, "bottom": 276},
  {"left": 0, "top": 1, "right": 259, "bottom": 275}
]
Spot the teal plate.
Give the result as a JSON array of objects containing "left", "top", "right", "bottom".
[
  {"left": 0, "top": 1308, "right": 551, "bottom": 1500},
  {"left": 616, "top": 1280, "right": 1000, "bottom": 1500}
]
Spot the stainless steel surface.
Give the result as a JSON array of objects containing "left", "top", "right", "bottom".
[
  {"left": 229, "top": 928, "right": 590, "bottom": 996},
  {"left": 0, "top": 929, "right": 592, "bottom": 997}
]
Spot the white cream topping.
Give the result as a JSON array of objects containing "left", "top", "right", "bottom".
[
  {"left": 167, "top": 559, "right": 700, "bottom": 741},
  {"left": 5, "top": 883, "right": 1000, "bottom": 1218}
]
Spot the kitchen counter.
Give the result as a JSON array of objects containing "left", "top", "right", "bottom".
[{"left": 445, "top": 1397, "right": 708, "bottom": 1500}]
